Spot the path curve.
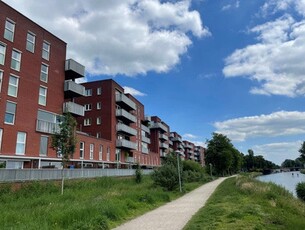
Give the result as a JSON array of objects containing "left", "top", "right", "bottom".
[{"left": 113, "top": 177, "right": 228, "bottom": 230}]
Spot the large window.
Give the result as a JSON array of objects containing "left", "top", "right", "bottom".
[
  {"left": 11, "top": 50, "right": 21, "bottom": 71},
  {"left": 39, "top": 136, "right": 48, "bottom": 156},
  {"left": 16, "top": 132, "right": 26, "bottom": 155},
  {"left": 80, "top": 142, "right": 84, "bottom": 159},
  {"left": 37, "top": 110, "right": 61, "bottom": 134},
  {"left": 0, "top": 43, "right": 6, "bottom": 65},
  {"left": 40, "top": 64, "right": 48, "bottom": 82},
  {"left": 8, "top": 75, "right": 19, "bottom": 97},
  {"left": 0, "top": 70, "right": 3, "bottom": 93},
  {"left": 4, "top": 19, "right": 15, "bottom": 41},
  {"left": 5, "top": 101, "right": 16, "bottom": 124},
  {"left": 85, "top": 89, "right": 92, "bottom": 96},
  {"left": 42, "top": 41, "right": 50, "bottom": 60},
  {"left": 99, "top": 145, "right": 103, "bottom": 160},
  {"left": 26, "top": 32, "right": 35, "bottom": 53},
  {"left": 39, "top": 86, "right": 47, "bottom": 106},
  {"left": 90, "top": 144, "right": 94, "bottom": 160},
  {"left": 84, "top": 118, "right": 91, "bottom": 126}
]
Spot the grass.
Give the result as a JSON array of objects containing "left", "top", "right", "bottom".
[
  {"left": 184, "top": 174, "right": 305, "bottom": 230},
  {"left": 0, "top": 175, "right": 206, "bottom": 229}
]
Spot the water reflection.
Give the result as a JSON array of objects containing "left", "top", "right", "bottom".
[{"left": 257, "top": 171, "right": 305, "bottom": 197}]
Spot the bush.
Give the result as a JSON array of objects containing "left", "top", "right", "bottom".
[
  {"left": 135, "top": 163, "right": 142, "bottom": 184},
  {"left": 182, "top": 160, "right": 203, "bottom": 173},
  {"left": 151, "top": 164, "right": 179, "bottom": 191},
  {"left": 296, "top": 182, "right": 305, "bottom": 201}
]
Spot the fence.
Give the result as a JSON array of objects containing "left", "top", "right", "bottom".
[{"left": 0, "top": 168, "right": 153, "bottom": 182}]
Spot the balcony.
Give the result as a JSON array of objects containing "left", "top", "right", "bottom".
[
  {"left": 64, "top": 80, "right": 85, "bottom": 98},
  {"left": 125, "top": 157, "right": 135, "bottom": 163},
  {"left": 141, "top": 124, "right": 150, "bottom": 134},
  {"left": 36, "top": 119, "right": 60, "bottom": 134},
  {"left": 142, "top": 136, "right": 151, "bottom": 144},
  {"left": 160, "top": 151, "right": 166, "bottom": 157},
  {"left": 142, "top": 147, "right": 149, "bottom": 154},
  {"left": 65, "top": 59, "right": 85, "bottom": 80},
  {"left": 150, "top": 122, "right": 167, "bottom": 132},
  {"left": 160, "top": 142, "right": 169, "bottom": 149},
  {"left": 116, "top": 109, "right": 136, "bottom": 123},
  {"left": 169, "top": 140, "right": 173, "bottom": 146},
  {"left": 184, "top": 143, "right": 192, "bottom": 149},
  {"left": 63, "top": 102, "right": 85, "bottom": 116},
  {"left": 171, "top": 136, "right": 182, "bottom": 142},
  {"left": 115, "top": 93, "right": 136, "bottom": 111},
  {"left": 159, "top": 133, "right": 168, "bottom": 141},
  {"left": 116, "top": 123, "right": 137, "bottom": 136},
  {"left": 116, "top": 139, "right": 137, "bottom": 150}
]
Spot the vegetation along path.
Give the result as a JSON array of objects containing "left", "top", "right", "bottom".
[{"left": 113, "top": 177, "right": 228, "bottom": 230}]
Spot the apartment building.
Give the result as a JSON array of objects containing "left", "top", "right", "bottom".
[{"left": 194, "top": 145, "right": 205, "bottom": 166}]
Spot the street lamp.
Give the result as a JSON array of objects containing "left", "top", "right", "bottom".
[
  {"left": 175, "top": 150, "right": 182, "bottom": 192},
  {"left": 209, "top": 163, "right": 213, "bottom": 179}
]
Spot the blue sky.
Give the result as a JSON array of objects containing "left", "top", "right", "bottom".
[{"left": 5, "top": 0, "right": 305, "bottom": 165}]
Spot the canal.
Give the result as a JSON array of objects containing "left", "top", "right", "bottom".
[{"left": 257, "top": 171, "right": 305, "bottom": 197}]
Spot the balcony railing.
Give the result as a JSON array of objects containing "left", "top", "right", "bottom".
[
  {"left": 63, "top": 102, "right": 85, "bottom": 116},
  {"left": 116, "top": 139, "right": 137, "bottom": 150},
  {"left": 115, "top": 93, "right": 136, "bottom": 111},
  {"left": 64, "top": 80, "right": 85, "bottom": 97},
  {"left": 141, "top": 124, "right": 150, "bottom": 134},
  {"left": 142, "top": 136, "right": 151, "bottom": 144},
  {"left": 36, "top": 119, "right": 60, "bottom": 134},
  {"left": 116, "top": 109, "right": 136, "bottom": 123},
  {"left": 142, "top": 147, "right": 149, "bottom": 154},
  {"left": 160, "top": 151, "right": 166, "bottom": 157},
  {"left": 150, "top": 122, "right": 167, "bottom": 132},
  {"left": 65, "top": 59, "right": 85, "bottom": 80},
  {"left": 184, "top": 143, "right": 192, "bottom": 149},
  {"left": 171, "top": 136, "right": 182, "bottom": 142},
  {"left": 159, "top": 142, "right": 169, "bottom": 149},
  {"left": 159, "top": 133, "right": 168, "bottom": 141},
  {"left": 116, "top": 123, "right": 137, "bottom": 136},
  {"left": 125, "top": 157, "right": 135, "bottom": 163}
]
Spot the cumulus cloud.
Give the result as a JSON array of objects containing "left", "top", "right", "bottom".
[
  {"left": 3, "top": 0, "right": 209, "bottom": 76},
  {"left": 214, "top": 111, "right": 305, "bottom": 141},
  {"left": 123, "top": 86, "right": 146, "bottom": 96},
  {"left": 183, "top": 133, "right": 198, "bottom": 139},
  {"left": 223, "top": 1, "right": 305, "bottom": 97},
  {"left": 252, "top": 141, "right": 302, "bottom": 165},
  {"left": 221, "top": 0, "right": 240, "bottom": 11}
]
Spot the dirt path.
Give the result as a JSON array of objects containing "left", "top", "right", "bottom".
[{"left": 113, "top": 177, "right": 228, "bottom": 230}]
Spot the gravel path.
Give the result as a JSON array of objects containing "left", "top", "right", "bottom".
[{"left": 113, "top": 177, "right": 227, "bottom": 230}]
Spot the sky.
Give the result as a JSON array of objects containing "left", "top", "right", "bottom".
[{"left": 4, "top": 0, "right": 305, "bottom": 165}]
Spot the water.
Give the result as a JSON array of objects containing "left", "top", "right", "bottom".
[{"left": 257, "top": 171, "right": 305, "bottom": 197}]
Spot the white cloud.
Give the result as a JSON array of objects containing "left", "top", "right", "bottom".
[
  {"left": 183, "top": 133, "right": 198, "bottom": 139},
  {"left": 123, "top": 86, "right": 146, "bottom": 96},
  {"left": 221, "top": 0, "right": 240, "bottom": 11},
  {"left": 252, "top": 141, "right": 302, "bottom": 165},
  {"left": 3, "top": 0, "right": 209, "bottom": 76},
  {"left": 214, "top": 111, "right": 305, "bottom": 142},
  {"left": 223, "top": 2, "right": 305, "bottom": 97}
]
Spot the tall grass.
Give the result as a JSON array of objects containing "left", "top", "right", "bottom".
[
  {"left": 1, "top": 175, "right": 204, "bottom": 229},
  {"left": 184, "top": 175, "right": 305, "bottom": 230}
]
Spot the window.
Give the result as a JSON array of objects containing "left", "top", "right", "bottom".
[
  {"left": 4, "top": 19, "right": 15, "bottom": 41},
  {"left": 84, "top": 104, "right": 92, "bottom": 111},
  {"left": 80, "top": 142, "right": 84, "bottom": 159},
  {"left": 37, "top": 110, "right": 61, "bottom": 133},
  {"left": 97, "top": 117, "right": 101, "bottom": 125},
  {"left": 97, "top": 87, "right": 102, "bottom": 95},
  {"left": 0, "top": 70, "right": 3, "bottom": 93},
  {"left": 107, "top": 147, "right": 110, "bottom": 161},
  {"left": 39, "top": 136, "right": 48, "bottom": 156},
  {"left": 11, "top": 50, "right": 21, "bottom": 71},
  {"left": 26, "top": 32, "right": 35, "bottom": 52},
  {"left": 8, "top": 75, "right": 19, "bottom": 97},
  {"left": 90, "top": 144, "right": 94, "bottom": 160},
  {"left": 85, "top": 89, "right": 92, "bottom": 96},
  {"left": 16, "top": 132, "right": 26, "bottom": 155},
  {"left": 99, "top": 145, "right": 103, "bottom": 160},
  {"left": 0, "top": 43, "right": 6, "bottom": 65},
  {"left": 40, "top": 64, "right": 48, "bottom": 82},
  {"left": 84, "top": 118, "right": 91, "bottom": 126},
  {"left": 42, "top": 41, "right": 50, "bottom": 60},
  {"left": 39, "top": 86, "right": 47, "bottom": 106},
  {"left": 116, "top": 149, "right": 121, "bottom": 162},
  {"left": 5, "top": 101, "right": 16, "bottom": 124},
  {"left": 97, "top": 102, "right": 101, "bottom": 110},
  {"left": 0, "top": 128, "right": 3, "bottom": 151}
]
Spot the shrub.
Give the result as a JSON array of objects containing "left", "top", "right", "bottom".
[
  {"left": 135, "top": 163, "right": 142, "bottom": 184},
  {"left": 182, "top": 160, "right": 203, "bottom": 173},
  {"left": 296, "top": 182, "right": 305, "bottom": 201},
  {"left": 151, "top": 164, "right": 179, "bottom": 191}
]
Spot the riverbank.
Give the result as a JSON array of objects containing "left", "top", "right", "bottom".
[{"left": 184, "top": 174, "right": 305, "bottom": 229}]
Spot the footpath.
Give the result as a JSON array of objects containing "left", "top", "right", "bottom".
[{"left": 113, "top": 177, "right": 228, "bottom": 230}]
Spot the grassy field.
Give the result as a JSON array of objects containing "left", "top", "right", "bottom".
[
  {"left": 0, "top": 175, "right": 205, "bottom": 229},
  {"left": 184, "top": 174, "right": 305, "bottom": 230}
]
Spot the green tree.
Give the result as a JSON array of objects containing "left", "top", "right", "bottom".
[
  {"left": 299, "top": 141, "right": 305, "bottom": 162},
  {"left": 281, "top": 159, "right": 295, "bottom": 168},
  {"left": 51, "top": 113, "right": 77, "bottom": 195}
]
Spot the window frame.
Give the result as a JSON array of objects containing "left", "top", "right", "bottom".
[
  {"left": 89, "top": 144, "right": 94, "bottom": 160},
  {"left": 97, "top": 117, "right": 101, "bottom": 125},
  {"left": 0, "top": 43, "right": 6, "bottom": 65},
  {"left": 84, "top": 104, "right": 92, "bottom": 111},
  {"left": 99, "top": 145, "right": 103, "bottom": 160},
  {"left": 4, "top": 101, "right": 16, "bottom": 125},
  {"left": 97, "top": 87, "right": 102, "bottom": 95},
  {"left": 0, "top": 128, "right": 3, "bottom": 151},
  {"left": 4, "top": 19, "right": 15, "bottom": 42},
  {"left": 80, "top": 142, "right": 85, "bottom": 159},
  {"left": 0, "top": 70, "right": 3, "bottom": 93},
  {"left": 42, "top": 41, "right": 50, "bottom": 60},
  {"left": 84, "top": 118, "right": 91, "bottom": 126},
  {"left": 85, "top": 89, "right": 92, "bottom": 96},
  {"left": 38, "top": 86, "right": 47, "bottom": 106},
  {"left": 26, "top": 32, "right": 36, "bottom": 53},
  {"left": 97, "top": 102, "right": 101, "bottom": 110},
  {"left": 11, "top": 49, "right": 21, "bottom": 71},
  {"left": 8, "top": 75, "right": 19, "bottom": 97},
  {"left": 16, "top": 132, "right": 26, "bottom": 155},
  {"left": 107, "top": 147, "right": 110, "bottom": 161},
  {"left": 39, "top": 135, "right": 48, "bottom": 156},
  {"left": 40, "top": 63, "right": 49, "bottom": 83}
]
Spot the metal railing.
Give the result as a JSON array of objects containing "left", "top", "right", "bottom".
[{"left": 0, "top": 168, "right": 153, "bottom": 182}]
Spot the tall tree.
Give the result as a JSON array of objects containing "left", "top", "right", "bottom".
[
  {"left": 299, "top": 141, "right": 305, "bottom": 162},
  {"left": 51, "top": 112, "right": 77, "bottom": 195}
]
